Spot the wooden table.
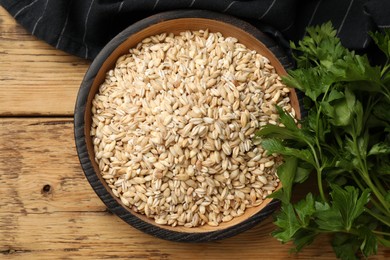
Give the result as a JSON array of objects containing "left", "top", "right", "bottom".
[{"left": 0, "top": 6, "right": 388, "bottom": 259}]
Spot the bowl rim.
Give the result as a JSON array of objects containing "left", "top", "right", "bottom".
[{"left": 74, "top": 9, "right": 296, "bottom": 242}]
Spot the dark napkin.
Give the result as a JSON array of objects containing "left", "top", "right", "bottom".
[{"left": 1, "top": 0, "right": 389, "bottom": 60}]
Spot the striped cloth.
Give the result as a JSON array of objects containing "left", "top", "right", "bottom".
[{"left": 0, "top": 0, "right": 389, "bottom": 60}]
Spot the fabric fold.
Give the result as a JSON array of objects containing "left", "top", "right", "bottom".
[{"left": 0, "top": 0, "right": 388, "bottom": 60}]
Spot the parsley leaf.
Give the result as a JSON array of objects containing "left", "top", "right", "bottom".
[
  {"left": 294, "top": 193, "right": 316, "bottom": 227},
  {"left": 262, "top": 139, "right": 316, "bottom": 166},
  {"left": 256, "top": 23, "right": 390, "bottom": 259},
  {"left": 268, "top": 156, "right": 298, "bottom": 204},
  {"left": 273, "top": 203, "right": 302, "bottom": 242},
  {"left": 370, "top": 30, "right": 390, "bottom": 59},
  {"left": 332, "top": 233, "right": 360, "bottom": 260},
  {"left": 330, "top": 186, "right": 370, "bottom": 231}
]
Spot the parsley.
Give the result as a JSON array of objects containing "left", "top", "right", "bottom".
[{"left": 256, "top": 22, "right": 390, "bottom": 259}]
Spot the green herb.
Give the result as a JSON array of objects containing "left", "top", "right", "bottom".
[{"left": 256, "top": 22, "right": 390, "bottom": 259}]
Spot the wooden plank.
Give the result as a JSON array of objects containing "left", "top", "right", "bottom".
[
  {"left": 1, "top": 118, "right": 389, "bottom": 259},
  {"left": 0, "top": 7, "right": 90, "bottom": 116},
  {"left": 0, "top": 212, "right": 339, "bottom": 260},
  {"left": 0, "top": 118, "right": 104, "bottom": 213}
]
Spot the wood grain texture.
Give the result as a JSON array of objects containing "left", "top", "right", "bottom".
[
  {"left": 0, "top": 118, "right": 104, "bottom": 214},
  {"left": 0, "top": 5, "right": 389, "bottom": 259},
  {"left": 0, "top": 7, "right": 90, "bottom": 116},
  {"left": 1, "top": 118, "right": 389, "bottom": 259}
]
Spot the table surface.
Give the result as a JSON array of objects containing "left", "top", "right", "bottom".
[{"left": 0, "top": 6, "right": 388, "bottom": 259}]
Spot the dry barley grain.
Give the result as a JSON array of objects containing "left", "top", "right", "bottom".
[{"left": 91, "top": 29, "right": 295, "bottom": 228}]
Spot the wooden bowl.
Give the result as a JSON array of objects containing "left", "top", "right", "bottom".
[{"left": 74, "top": 10, "right": 300, "bottom": 242}]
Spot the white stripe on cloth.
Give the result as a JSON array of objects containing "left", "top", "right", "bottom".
[
  {"left": 189, "top": 0, "right": 196, "bottom": 7},
  {"left": 118, "top": 1, "right": 125, "bottom": 13},
  {"left": 362, "top": 37, "right": 369, "bottom": 48},
  {"left": 83, "top": 0, "right": 95, "bottom": 59},
  {"left": 55, "top": 14, "right": 69, "bottom": 48},
  {"left": 14, "top": 0, "right": 39, "bottom": 18},
  {"left": 307, "top": 0, "right": 322, "bottom": 27},
  {"left": 153, "top": 0, "right": 160, "bottom": 10},
  {"left": 223, "top": 1, "right": 236, "bottom": 13},
  {"left": 281, "top": 20, "right": 294, "bottom": 32},
  {"left": 378, "top": 24, "right": 390, "bottom": 28},
  {"left": 258, "top": 0, "right": 276, "bottom": 20},
  {"left": 338, "top": 0, "right": 354, "bottom": 35},
  {"left": 55, "top": 0, "right": 72, "bottom": 49},
  {"left": 32, "top": 0, "right": 49, "bottom": 35}
]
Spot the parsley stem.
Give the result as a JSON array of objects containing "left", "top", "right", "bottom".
[
  {"left": 348, "top": 127, "right": 390, "bottom": 214},
  {"left": 361, "top": 172, "right": 389, "bottom": 213},
  {"left": 314, "top": 85, "right": 331, "bottom": 162},
  {"left": 379, "top": 82, "right": 390, "bottom": 101},
  {"left": 310, "top": 86, "right": 331, "bottom": 204},
  {"left": 307, "top": 142, "right": 327, "bottom": 202},
  {"left": 351, "top": 171, "right": 388, "bottom": 215},
  {"left": 372, "top": 173, "right": 387, "bottom": 196},
  {"left": 366, "top": 208, "right": 390, "bottom": 227},
  {"left": 359, "top": 171, "right": 389, "bottom": 214},
  {"left": 316, "top": 168, "right": 326, "bottom": 203},
  {"left": 373, "top": 230, "right": 390, "bottom": 236},
  {"left": 381, "top": 88, "right": 390, "bottom": 102},
  {"left": 310, "top": 227, "right": 359, "bottom": 236},
  {"left": 351, "top": 171, "right": 365, "bottom": 190}
]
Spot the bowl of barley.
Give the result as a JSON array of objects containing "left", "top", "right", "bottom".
[{"left": 74, "top": 10, "right": 301, "bottom": 242}]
